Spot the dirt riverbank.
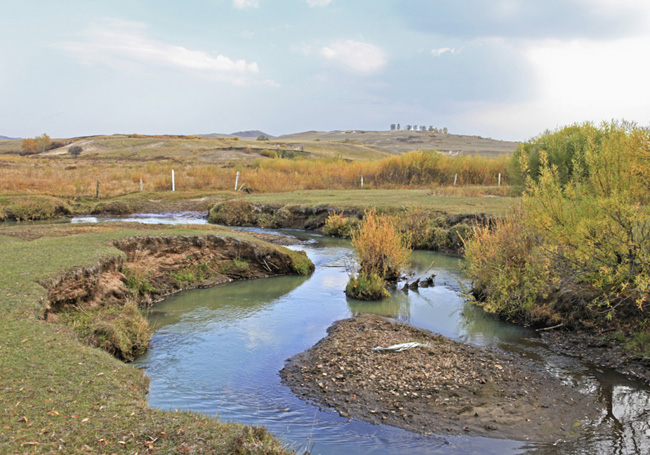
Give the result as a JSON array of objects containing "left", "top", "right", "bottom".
[
  {"left": 44, "top": 233, "right": 313, "bottom": 360},
  {"left": 540, "top": 329, "right": 650, "bottom": 384},
  {"left": 281, "top": 315, "right": 602, "bottom": 442}
]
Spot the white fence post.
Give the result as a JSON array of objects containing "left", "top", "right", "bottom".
[
  {"left": 235, "top": 171, "right": 240, "bottom": 191},
  {"left": 453, "top": 173, "right": 458, "bottom": 186},
  {"left": 361, "top": 175, "right": 364, "bottom": 188},
  {"left": 171, "top": 170, "right": 175, "bottom": 192},
  {"left": 498, "top": 173, "right": 501, "bottom": 186},
  {"left": 140, "top": 177, "right": 143, "bottom": 192}
]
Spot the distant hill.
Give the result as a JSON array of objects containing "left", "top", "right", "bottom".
[
  {"left": 199, "top": 130, "right": 274, "bottom": 139},
  {"left": 0, "top": 135, "right": 17, "bottom": 140},
  {"left": 280, "top": 130, "right": 518, "bottom": 157},
  {"left": 0, "top": 129, "right": 518, "bottom": 161},
  {"left": 230, "top": 130, "right": 274, "bottom": 139}
]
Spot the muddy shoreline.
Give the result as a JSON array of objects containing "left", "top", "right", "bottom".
[
  {"left": 539, "top": 329, "right": 650, "bottom": 384},
  {"left": 281, "top": 315, "right": 602, "bottom": 442}
]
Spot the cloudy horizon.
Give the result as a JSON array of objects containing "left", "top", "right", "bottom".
[{"left": 1, "top": 0, "right": 649, "bottom": 141}]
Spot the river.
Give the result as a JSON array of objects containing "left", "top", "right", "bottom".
[{"left": 127, "top": 227, "right": 649, "bottom": 455}]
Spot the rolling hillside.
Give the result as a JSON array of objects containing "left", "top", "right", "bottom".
[{"left": 0, "top": 130, "right": 518, "bottom": 162}]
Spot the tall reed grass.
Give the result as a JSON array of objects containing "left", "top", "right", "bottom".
[{"left": 0, "top": 150, "right": 509, "bottom": 198}]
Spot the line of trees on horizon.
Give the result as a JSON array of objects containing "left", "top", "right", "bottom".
[{"left": 390, "top": 124, "right": 448, "bottom": 134}]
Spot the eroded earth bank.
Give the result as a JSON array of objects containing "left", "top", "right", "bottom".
[{"left": 44, "top": 233, "right": 312, "bottom": 360}]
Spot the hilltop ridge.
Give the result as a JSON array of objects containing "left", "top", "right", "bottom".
[{"left": 0, "top": 129, "right": 518, "bottom": 160}]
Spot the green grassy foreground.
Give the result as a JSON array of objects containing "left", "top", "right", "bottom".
[{"left": 0, "top": 223, "right": 296, "bottom": 454}]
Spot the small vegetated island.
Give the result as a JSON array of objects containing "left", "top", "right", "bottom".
[{"left": 1, "top": 123, "right": 648, "bottom": 452}]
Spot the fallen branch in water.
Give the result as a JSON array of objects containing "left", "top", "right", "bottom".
[{"left": 537, "top": 322, "right": 564, "bottom": 332}]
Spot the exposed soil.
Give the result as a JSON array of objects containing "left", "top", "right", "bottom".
[
  {"left": 539, "top": 329, "right": 650, "bottom": 384},
  {"left": 45, "top": 234, "right": 311, "bottom": 315},
  {"left": 281, "top": 315, "right": 602, "bottom": 442},
  {"left": 247, "top": 231, "right": 304, "bottom": 246}
]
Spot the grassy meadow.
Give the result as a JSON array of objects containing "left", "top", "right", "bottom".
[
  {"left": 0, "top": 147, "right": 511, "bottom": 199},
  {"left": 0, "top": 223, "right": 301, "bottom": 454},
  {"left": 0, "top": 129, "right": 517, "bottom": 453},
  {"left": 1, "top": 132, "right": 516, "bottom": 223},
  {"left": 2, "top": 122, "right": 650, "bottom": 452}
]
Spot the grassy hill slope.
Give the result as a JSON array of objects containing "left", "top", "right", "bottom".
[{"left": 0, "top": 130, "right": 518, "bottom": 162}]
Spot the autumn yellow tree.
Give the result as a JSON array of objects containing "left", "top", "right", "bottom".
[
  {"left": 35, "top": 133, "right": 51, "bottom": 153},
  {"left": 21, "top": 134, "right": 51, "bottom": 155},
  {"left": 21, "top": 138, "right": 39, "bottom": 155}
]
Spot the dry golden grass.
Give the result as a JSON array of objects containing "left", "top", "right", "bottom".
[
  {"left": 351, "top": 209, "right": 411, "bottom": 281},
  {"left": 0, "top": 150, "right": 510, "bottom": 198}
]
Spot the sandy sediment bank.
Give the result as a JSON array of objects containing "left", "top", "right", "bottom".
[{"left": 281, "top": 315, "right": 602, "bottom": 442}]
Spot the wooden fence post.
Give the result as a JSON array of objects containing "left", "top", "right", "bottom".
[
  {"left": 96, "top": 180, "right": 100, "bottom": 199},
  {"left": 235, "top": 171, "right": 240, "bottom": 191}
]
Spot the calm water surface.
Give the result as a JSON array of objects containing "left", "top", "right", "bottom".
[{"left": 131, "top": 229, "right": 649, "bottom": 455}]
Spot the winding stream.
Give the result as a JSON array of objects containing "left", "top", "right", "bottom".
[{"left": 128, "top": 228, "right": 649, "bottom": 455}]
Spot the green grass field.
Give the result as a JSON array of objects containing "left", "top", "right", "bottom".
[
  {"left": 0, "top": 129, "right": 517, "bottom": 452},
  {"left": 0, "top": 224, "right": 294, "bottom": 454}
]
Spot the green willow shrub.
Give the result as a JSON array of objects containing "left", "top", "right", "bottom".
[
  {"left": 466, "top": 121, "right": 650, "bottom": 327},
  {"left": 346, "top": 272, "right": 390, "bottom": 300},
  {"left": 464, "top": 208, "right": 558, "bottom": 324},
  {"left": 509, "top": 123, "right": 604, "bottom": 192},
  {"left": 322, "top": 211, "right": 357, "bottom": 238},
  {"left": 524, "top": 123, "right": 650, "bottom": 317}
]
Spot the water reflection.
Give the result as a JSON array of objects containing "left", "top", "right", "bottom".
[
  {"left": 134, "top": 232, "right": 650, "bottom": 455},
  {"left": 521, "top": 375, "right": 650, "bottom": 454},
  {"left": 71, "top": 212, "right": 208, "bottom": 225},
  {"left": 148, "top": 274, "right": 309, "bottom": 329},
  {"left": 348, "top": 289, "right": 412, "bottom": 320}
]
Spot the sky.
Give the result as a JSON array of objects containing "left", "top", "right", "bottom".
[{"left": 1, "top": 0, "right": 649, "bottom": 141}]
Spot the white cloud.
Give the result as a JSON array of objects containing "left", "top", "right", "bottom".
[
  {"left": 321, "top": 40, "right": 386, "bottom": 74},
  {"left": 431, "top": 47, "right": 456, "bottom": 57},
  {"left": 59, "top": 19, "right": 259, "bottom": 85},
  {"left": 463, "top": 36, "right": 650, "bottom": 140},
  {"left": 306, "top": 0, "right": 332, "bottom": 6},
  {"left": 233, "top": 0, "right": 260, "bottom": 9}
]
